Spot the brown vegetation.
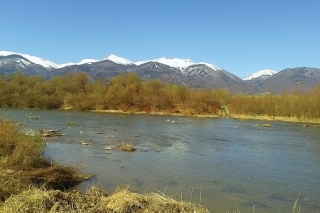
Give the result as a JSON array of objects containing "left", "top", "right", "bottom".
[
  {"left": 0, "top": 186, "right": 209, "bottom": 213},
  {"left": 1, "top": 72, "right": 320, "bottom": 121},
  {"left": 118, "top": 142, "right": 137, "bottom": 152},
  {"left": 228, "top": 83, "right": 320, "bottom": 120},
  {"left": 0, "top": 72, "right": 224, "bottom": 115},
  {"left": 0, "top": 120, "right": 86, "bottom": 201}
]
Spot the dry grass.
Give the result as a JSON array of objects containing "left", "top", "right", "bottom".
[
  {"left": 0, "top": 165, "right": 84, "bottom": 200},
  {"left": 96, "top": 187, "right": 209, "bottom": 213},
  {"left": 0, "top": 120, "right": 19, "bottom": 157},
  {"left": 118, "top": 142, "right": 137, "bottom": 152},
  {"left": 0, "top": 186, "right": 209, "bottom": 213},
  {"left": 0, "top": 119, "right": 47, "bottom": 170},
  {"left": 230, "top": 114, "right": 320, "bottom": 124},
  {"left": 0, "top": 120, "right": 86, "bottom": 201}
]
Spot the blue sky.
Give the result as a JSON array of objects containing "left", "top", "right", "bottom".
[{"left": 1, "top": 0, "right": 319, "bottom": 78}]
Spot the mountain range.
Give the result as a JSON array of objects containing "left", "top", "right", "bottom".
[{"left": 0, "top": 51, "right": 319, "bottom": 94}]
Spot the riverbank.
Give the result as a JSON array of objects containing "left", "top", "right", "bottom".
[
  {"left": 0, "top": 186, "right": 209, "bottom": 213},
  {"left": 91, "top": 109, "right": 221, "bottom": 118},
  {"left": 91, "top": 109, "right": 320, "bottom": 124},
  {"left": 230, "top": 114, "right": 320, "bottom": 124},
  {"left": 0, "top": 119, "right": 87, "bottom": 199}
]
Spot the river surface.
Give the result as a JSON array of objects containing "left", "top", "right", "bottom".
[{"left": 1, "top": 108, "right": 320, "bottom": 212}]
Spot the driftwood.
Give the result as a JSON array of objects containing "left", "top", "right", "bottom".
[{"left": 40, "top": 128, "right": 65, "bottom": 137}]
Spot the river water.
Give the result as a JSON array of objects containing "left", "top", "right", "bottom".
[{"left": 1, "top": 108, "right": 319, "bottom": 212}]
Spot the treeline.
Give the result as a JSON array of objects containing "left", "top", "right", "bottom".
[
  {"left": 0, "top": 72, "right": 319, "bottom": 119},
  {"left": 229, "top": 85, "right": 320, "bottom": 119},
  {"left": 0, "top": 72, "right": 224, "bottom": 115}
]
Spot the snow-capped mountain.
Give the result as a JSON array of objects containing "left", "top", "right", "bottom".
[
  {"left": 181, "top": 63, "right": 223, "bottom": 77},
  {"left": 104, "top": 54, "right": 133, "bottom": 65},
  {"left": 135, "top": 57, "right": 223, "bottom": 74},
  {"left": 0, "top": 50, "right": 258, "bottom": 93},
  {"left": 128, "top": 60, "right": 255, "bottom": 93},
  {"left": 0, "top": 51, "right": 134, "bottom": 69},
  {"left": 243, "top": 69, "right": 277, "bottom": 81},
  {"left": 195, "top": 62, "right": 222, "bottom": 71},
  {"left": 0, "top": 51, "right": 58, "bottom": 70},
  {"left": 260, "top": 67, "right": 320, "bottom": 93},
  {"left": 2, "top": 50, "right": 318, "bottom": 93},
  {"left": 0, "top": 50, "right": 222, "bottom": 75},
  {"left": 242, "top": 67, "right": 320, "bottom": 93}
]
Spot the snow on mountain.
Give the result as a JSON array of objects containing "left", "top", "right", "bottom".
[
  {"left": 57, "top": 59, "right": 98, "bottom": 68},
  {"left": 0, "top": 51, "right": 58, "bottom": 69},
  {"left": 195, "top": 62, "right": 222, "bottom": 71},
  {"left": 57, "top": 54, "right": 133, "bottom": 68},
  {"left": 14, "top": 59, "right": 32, "bottom": 68},
  {"left": 134, "top": 57, "right": 225, "bottom": 76},
  {"left": 78, "top": 59, "right": 98, "bottom": 65},
  {"left": 104, "top": 54, "right": 133, "bottom": 65},
  {"left": 0, "top": 57, "right": 31, "bottom": 67},
  {"left": 57, "top": 62, "right": 76, "bottom": 68},
  {"left": 135, "top": 57, "right": 195, "bottom": 70},
  {"left": 155, "top": 57, "right": 195, "bottom": 70},
  {"left": 243, "top": 69, "right": 277, "bottom": 81},
  {"left": 134, "top": 60, "right": 149, "bottom": 66}
]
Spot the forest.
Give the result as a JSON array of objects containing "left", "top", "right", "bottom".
[{"left": 0, "top": 72, "right": 319, "bottom": 120}]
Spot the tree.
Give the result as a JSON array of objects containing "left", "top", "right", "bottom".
[
  {"left": 143, "top": 79, "right": 163, "bottom": 112},
  {"left": 73, "top": 72, "right": 90, "bottom": 94}
]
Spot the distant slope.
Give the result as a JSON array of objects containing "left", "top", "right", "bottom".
[
  {"left": 260, "top": 67, "right": 320, "bottom": 93},
  {"left": 44, "top": 59, "right": 136, "bottom": 80},
  {"left": 128, "top": 62, "right": 257, "bottom": 93},
  {"left": 129, "top": 61, "right": 186, "bottom": 85},
  {"left": 182, "top": 64, "right": 257, "bottom": 93}
]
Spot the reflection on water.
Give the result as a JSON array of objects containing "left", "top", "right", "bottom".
[{"left": 1, "top": 108, "right": 320, "bottom": 212}]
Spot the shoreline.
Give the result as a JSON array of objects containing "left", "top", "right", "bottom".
[
  {"left": 3, "top": 107, "right": 320, "bottom": 124},
  {"left": 229, "top": 114, "right": 320, "bottom": 124},
  {"left": 90, "top": 109, "right": 221, "bottom": 118},
  {"left": 90, "top": 109, "right": 320, "bottom": 124}
]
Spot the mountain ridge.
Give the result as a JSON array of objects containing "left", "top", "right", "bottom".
[
  {"left": 0, "top": 51, "right": 58, "bottom": 70},
  {"left": 0, "top": 50, "right": 319, "bottom": 94}
]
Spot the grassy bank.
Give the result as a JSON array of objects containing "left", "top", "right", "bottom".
[
  {"left": 229, "top": 114, "right": 320, "bottom": 124},
  {"left": 0, "top": 120, "right": 86, "bottom": 199},
  {"left": 91, "top": 109, "right": 320, "bottom": 125},
  {"left": 0, "top": 119, "right": 209, "bottom": 212},
  {"left": 0, "top": 186, "right": 209, "bottom": 213}
]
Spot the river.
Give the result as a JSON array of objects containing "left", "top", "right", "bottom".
[{"left": 1, "top": 108, "right": 319, "bottom": 212}]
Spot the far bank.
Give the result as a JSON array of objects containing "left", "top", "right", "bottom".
[{"left": 90, "top": 109, "right": 320, "bottom": 124}]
